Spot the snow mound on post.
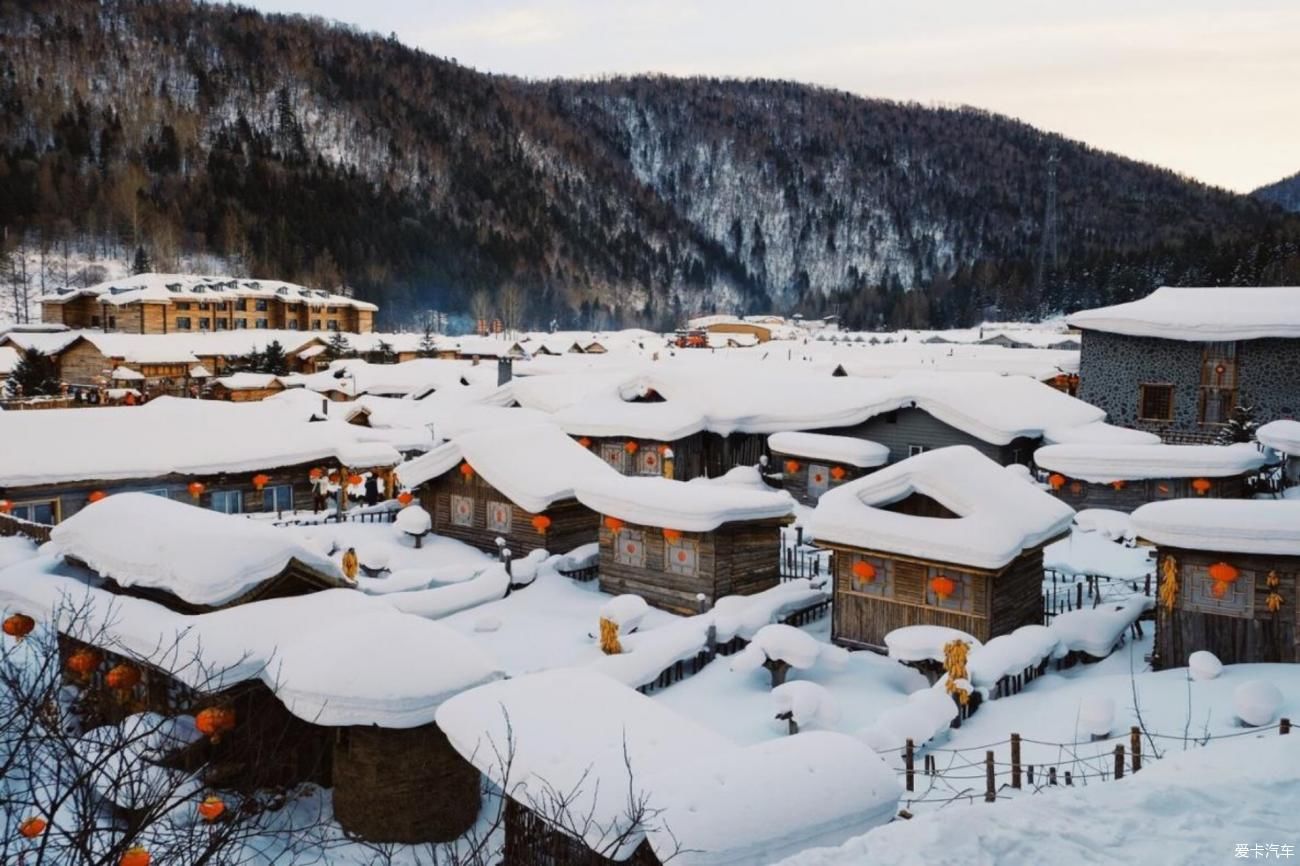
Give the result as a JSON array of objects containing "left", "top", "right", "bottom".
[
  {"left": 395, "top": 504, "right": 432, "bottom": 535},
  {"left": 884, "top": 625, "right": 981, "bottom": 664},
  {"left": 772, "top": 681, "right": 841, "bottom": 728},
  {"left": 858, "top": 684, "right": 957, "bottom": 753},
  {"left": 599, "top": 594, "right": 650, "bottom": 630},
  {"left": 1188, "top": 650, "right": 1223, "bottom": 681},
  {"left": 49, "top": 493, "right": 342, "bottom": 606},
  {"left": 731, "top": 624, "right": 824, "bottom": 673},
  {"left": 1078, "top": 695, "right": 1115, "bottom": 737},
  {"left": 1233, "top": 680, "right": 1283, "bottom": 727}
]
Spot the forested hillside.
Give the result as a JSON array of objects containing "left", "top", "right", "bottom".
[
  {"left": 1253, "top": 172, "right": 1300, "bottom": 214},
  {"left": 2, "top": 0, "right": 1297, "bottom": 328}
]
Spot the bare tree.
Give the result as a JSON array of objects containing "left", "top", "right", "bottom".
[
  {"left": 496, "top": 282, "right": 528, "bottom": 335},
  {"left": 467, "top": 290, "right": 492, "bottom": 333}
]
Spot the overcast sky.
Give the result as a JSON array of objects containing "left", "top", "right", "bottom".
[{"left": 243, "top": 0, "right": 1299, "bottom": 193}]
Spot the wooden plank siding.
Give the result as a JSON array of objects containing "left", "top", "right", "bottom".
[
  {"left": 421, "top": 471, "right": 598, "bottom": 557},
  {"left": 597, "top": 517, "right": 787, "bottom": 615},
  {"left": 769, "top": 450, "right": 872, "bottom": 506},
  {"left": 1046, "top": 474, "right": 1251, "bottom": 514},
  {"left": 582, "top": 433, "right": 706, "bottom": 480},
  {"left": 819, "top": 407, "right": 1038, "bottom": 467}
]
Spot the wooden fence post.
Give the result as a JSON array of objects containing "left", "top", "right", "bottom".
[
  {"left": 1027, "top": 764, "right": 1034, "bottom": 786},
  {"left": 1048, "top": 767, "right": 1057, "bottom": 786},
  {"left": 1114, "top": 745, "right": 1125, "bottom": 780},
  {"left": 904, "top": 739, "right": 915, "bottom": 792},
  {"left": 1131, "top": 726, "right": 1142, "bottom": 773},
  {"left": 1281, "top": 718, "right": 1291, "bottom": 735},
  {"left": 1010, "top": 733, "right": 1022, "bottom": 789},
  {"left": 1076, "top": 582, "right": 1084, "bottom": 611},
  {"left": 1064, "top": 771, "right": 1072, "bottom": 786},
  {"left": 985, "top": 751, "right": 996, "bottom": 802}
]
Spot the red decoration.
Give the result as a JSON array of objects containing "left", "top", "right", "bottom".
[
  {"left": 347, "top": 474, "right": 363, "bottom": 487},
  {"left": 813, "top": 472, "right": 825, "bottom": 484},
  {"left": 852, "top": 561, "right": 876, "bottom": 584},
  {"left": 252, "top": 473, "right": 270, "bottom": 490},
  {"left": 1192, "top": 477, "right": 1212, "bottom": 495},
  {"left": 531, "top": 514, "right": 552, "bottom": 534},
  {"left": 66, "top": 648, "right": 102, "bottom": 676},
  {"left": 1208, "top": 562, "right": 1239, "bottom": 584},
  {"left": 663, "top": 528, "right": 682, "bottom": 543},
  {"left": 604, "top": 516, "right": 624, "bottom": 533},
  {"left": 784, "top": 460, "right": 800, "bottom": 475},
  {"left": 0, "top": 499, "right": 12, "bottom": 514},
  {"left": 309, "top": 468, "right": 324, "bottom": 481},
  {"left": 677, "top": 550, "right": 688, "bottom": 563},
  {"left": 195, "top": 707, "right": 236, "bottom": 743},
  {"left": 624, "top": 440, "right": 639, "bottom": 455},
  {"left": 120, "top": 847, "right": 151, "bottom": 866},
  {"left": 106, "top": 664, "right": 141, "bottom": 692},
  {"left": 930, "top": 576, "right": 957, "bottom": 601},
  {"left": 328, "top": 471, "right": 340, "bottom": 484},
  {"left": 830, "top": 466, "right": 846, "bottom": 481},
  {"left": 1110, "top": 479, "right": 1126, "bottom": 490},
  {"left": 187, "top": 481, "right": 205, "bottom": 500},
  {"left": 397, "top": 491, "right": 414, "bottom": 506},
  {"left": 88, "top": 490, "right": 108, "bottom": 504},
  {"left": 459, "top": 462, "right": 474, "bottom": 479},
  {"left": 3, "top": 613, "right": 35, "bottom": 641},
  {"left": 19, "top": 816, "right": 47, "bottom": 839},
  {"left": 577, "top": 437, "right": 592, "bottom": 448},
  {"left": 197, "top": 795, "right": 225, "bottom": 823},
  {"left": 1048, "top": 473, "right": 1066, "bottom": 491}
]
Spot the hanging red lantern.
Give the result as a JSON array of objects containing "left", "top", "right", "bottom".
[
  {"left": 1208, "top": 562, "right": 1239, "bottom": 584},
  {"left": 252, "top": 473, "right": 270, "bottom": 490},
  {"left": 604, "top": 516, "right": 624, "bottom": 534},
  {"left": 459, "top": 462, "right": 474, "bottom": 479},
  {"left": 328, "top": 471, "right": 340, "bottom": 484},
  {"left": 66, "top": 647, "right": 102, "bottom": 676},
  {"left": 1191, "top": 477, "right": 1212, "bottom": 495},
  {"left": 784, "top": 460, "right": 800, "bottom": 475},
  {"left": 1110, "top": 479, "right": 1126, "bottom": 491},
  {"left": 187, "top": 481, "right": 205, "bottom": 500},
  {"left": 195, "top": 706, "right": 236, "bottom": 743},
  {"left": 624, "top": 440, "right": 639, "bottom": 455},
  {"left": 1048, "top": 473, "right": 1066, "bottom": 491},
  {"left": 852, "top": 560, "right": 876, "bottom": 584},
  {"left": 531, "top": 514, "right": 552, "bottom": 534},
  {"left": 830, "top": 466, "right": 846, "bottom": 481},
  {"left": 19, "top": 816, "right": 47, "bottom": 838},
  {"left": 309, "top": 467, "right": 324, "bottom": 481},
  {"left": 106, "top": 664, "right": 141, "bottom": 692},
  {"left": 347, "top": 474, "right": 363, "bottom": 487},
  {"left": 930, "top": 575, "right": 957, "bottom": 600},
  {"left": 577, "top": 437, "right": 592, "bottom": 448},
  {"left": 88, "top": 490, "right": 108, "bottom": 504},
  {"left": 658, "top": 444, "right": 670, "bottom": 454},
  {"left": 0, "top": 499, "right": 12, "bottom": 514},
  {"left": 397, "top": 491, "right": 414, "bottom": 506},
  {"left": 120, "top": 847, "right": 151, "bottom": 866},
  {"left": 3, "top": 613, "right": 35, "bottom": 641},
  {"left": 663, "top": 528, "right": 682, "bottom": 543},
  {"left": 197, "top": 794, "right": 226, "bottom": 823}
]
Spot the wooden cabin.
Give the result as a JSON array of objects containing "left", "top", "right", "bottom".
[
  {"left": 767, "top": 431, "right": 889, "bottom": 506},
  {"left": 575, "top": 471, "right": 794, "bottom": 614},
  {"left": 1135, "top": 500, "right": 1300, "bottom": 667},
  {"left": 812, "top": 446, "right": 1074, "bottom": 650},
  {"left": 208, "top": 372, "right": 285, "bottom": 402},
  {"left": 1035, "top": 443, "right": 1271, "bottom": 514}
]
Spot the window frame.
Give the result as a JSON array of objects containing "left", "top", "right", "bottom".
[
  {"left": 208, "top": 489, "right": 242, "bottom": 515},
  {"left": 1138, "top": 383, "right": 1175, "bottom": 422},
  {"left": 263, "top": 483, "right": 293, "bottom": 513}
]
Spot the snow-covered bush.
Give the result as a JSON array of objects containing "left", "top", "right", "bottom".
[
  {"left": 1079, "top": 695, "right": 1115, "bottom": 738},
  {"left": 395, "top": 504, "right": 432, "bottom": 547},
  {"left": 730, "top": 624, "right": 846, "bottom": 688},
  {"left": 1188, "top": 650, "right": 1223, "bottom": 681},
  {"left": 1233, "top": 680, "right": 1282, "bottom": 727},
  {"left": 772, "top": 681, "right": 840, "bottom": 734}
]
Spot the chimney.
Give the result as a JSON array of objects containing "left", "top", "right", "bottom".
[{"left": 497, "top": 356, "right": 513, "bottom": 386}]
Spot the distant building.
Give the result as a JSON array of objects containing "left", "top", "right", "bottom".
[
  {"left": 1068, "top": 286, "right": 1300, "bottom": 441},
  {"left": 40, "top": 273, "right": 376, "bottom": 335}
]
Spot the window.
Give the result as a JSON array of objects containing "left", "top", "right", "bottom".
[
  {"left": 311, "top": 321, "right": 322, "bottom": 331},
  {"left": 209, "top": 490, "right": 242, "bottom": 514},
  {"left": 143, "top": 488, "right": 172, "bottom": 499},
  {"left": 198, "top": 318, "right": 211, "bottom": 331},
  {"left": 107, "top": 316, "right": 116, "bottom": 329},
  {"left": 486, "top": 500, "right": 513, "bottom": 533},
  {"left": 255, "top": 299, "right": 269, "bottom": 311},
  {"left": 91, "top": 315, "right": 101, "bottom": 327},
  {"left": 614, "top": 528, "right": 645, "bottom": 567},
  {"left": 214, "top": 302, "right": 227, "bottom": 311},
  {"left": 665, "top": 537, "right": 699, "bottom": 577},
  {"left": 1138, "top": 384, "right": 1174, "bottom": 422},
  {"left": 11, "top": 500, "right": 57, "bottom": 525},
  {"left": 884, "top": 411, "right": 899, "bottom": 424},
  {"left": 255, "top": 319, "right": 268, "bottom": 329},
  {"left": 198, "top": 302, "right": 210, "bottom": 310},
  {"left": 1180, "top": 559, "right": 1254, "bottom": 617},
  {"left": 216, "top": 319, "right": 229, "bottom": 330},
  {"left": 175, "top": 302, "right": 191, "bottom": 311},
  {"left": 807, "top": 463, "right": 830, "bottom": 499},
  {"left": 926, "top": 568, "right": 974, "bottom": 613},
  {"left": 600, "top": 442, "right": 628, "bottom": 474},
  {"left": 846, "top": 554, "right": 892, "bottom": 597},
  {"left": 287, "top": 321, "right": 299, "bottom": 330},
  {"left": 263, "top": 484, "right": 293, "bottom": 513},
  {"left": 1199, "top": 388, "right": 1235, "bottom": 425},
  {"left": 1199, "top": 343, "right": 1237, "bottom": 424},
  {"left": 235, "top": 319, "right": 248, "bottom": 329},
  {"left": 637, "top": 446, "right": 662, "bottom": 476},
  {"left": 450, "top": 494, "right": 474, "bottom": 527},
  {"left": 327, "top": 321, "right": 339, "bottom": 331},
  {"left": 908, "top": 445, "right": 928, "bottom": 457},
  {"left": 176, "top": 317, "right": 192, "bottom": 330}
]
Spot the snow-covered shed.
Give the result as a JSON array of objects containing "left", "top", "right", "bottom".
[
  {"left": 435, "top": 669, "right": 900, "bottom": 866},
  {"left": 575, "top": 467, "right": 795, "bottom": 614},
  {"left": 1034, "top": 442, "right": 1271, "bottom": 512},
  {"left": 766, "top": 431, "right": 890, "bottom": 505},
  {"left": 208, "top": 371, "right": 285, "bottom": 401},
  {"left": 811, "top": 446, "right": 1075, "bottom": 650},
  {"left": 1134, "top": 499, "right": 1300, "bottom": 666},
  {"left": 397, "top": 420, "right": 616, "bottom": 556}
]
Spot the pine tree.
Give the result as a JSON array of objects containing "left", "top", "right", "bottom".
[
  {"left": 6, "top": 348, "right": 61, "bottom": 398},
  {"left": 366, "top": 339, "right": 396, "bottom": 364},
  {"left": 131, "top": 245, "right": 152, "bottom": 275},
  {"left": 418, "top": 323, "right": 437, "bottom": 358},
  {"left": 228, "top": 348, "right": 264, "bottom": 374},
  {"left": 1215, "top": 404, "right": 1259, "bottom": 445},
  {"left": 261, "top": 340, "right": 289, "bottom": 375},
  {"left": 324, "top": 331, "right": 354, "bottom": 361}
]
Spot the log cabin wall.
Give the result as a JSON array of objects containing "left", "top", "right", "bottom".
[
  {"left": 503, "top": 799, "right": 663, "bottom": 866},
  {"left": 988, "top": 545, "right": 1050, "bottom": 636},
  {"left": 422, "top": 471, "right": 598, "bottom": 556},
  {"left": 769, "top": 451, "right": 870, "bottom": 506},
  {"left": 701, "top": 432, "right": 769, "bottom": 477},
  {"left": 828, "top": 543, "right": 999, "bottom": 649},
  {"left": 1047, "top": 474, "right": 1250, "bottom": 514},
  {"left": 583, "top": 433, "right": 705, "bottom": 480},
  {"left": 1154, "top": 548, "right": 1299, "bottom": 668},
  {"left": 819, "top": 408, "right": 1037, "bottom": 466}
]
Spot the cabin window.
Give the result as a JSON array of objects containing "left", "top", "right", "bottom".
[
  {"left": 450, "top": 494, "right": 474, "bottom": 527},
  {"left": 1181, "top": 561, "right": 1254, "bottom": 617},
  {"left": 486, "top": 500, "right": 512, "bottom": 533},
  {"left": 235, "top": 319, "right": 248, "bottom": 329},
  {"left": 600, "top": 442, "right": 628, "bottom": 473},
  {"left": 198, "top": 319, "right": 211, "bottom": 331},
  {"left": 665, "top": 537, "right": 699, "bottom": 577},
  {"left": 10, "top": 500, "right": 57, "bottom": 525},
  {"left": 143, "top": 489, "right": 171, "bottom": 499},
  {"left": 311, "top": 321, "right": 322, "bottom": 331},
  {"left": 256, "top": 319, "right": 268, "bottom": 329},
  {"left": 215, "top": 319, "right": 229, "bottom": 330},
  {"left": 175, "top": 302, "right": 191, "bottom": 310},
  {"left": 287, "top": 321, "right": 298, "bottom": 330},
  {"left": 176, "top": 317, "right": 192, "bottom": 330},
  {"left": 1138, "top": 384, "right": 1174, "bottom": 422},
  {"left": 327, "top": 321, "right": 339, "bottom": 331},
  {"left": 1150, "top": 479, "right": 1176, "bottom": 499},
  {"left": 198, "top": 302, "right": 210, "bottom": 310},
  {"left": 209, "top": 490, "right": 242, "bottom": 514},
  {"left": 107, "top": 316, "right": 116, "bottom": 329},
  {"left": 807, "top": 464, "right": 830, "bottom": 499},
  {"left": 926, "top": 568, "right": 974, "bottom": 613},
  {"left": 263, "top": 484, "right": 293, "bottom": 513},
  {"left": 637, "top": 447, "right": 662, "bottom": 476},
  {"left": 614, "top": 528, "right": 646, "bottom": 568},
  {"left": 908, "top": 445, "right": 928, "bottom": 457},
  {"left": 236, "top": 299, "right": 248, "bottom": 311},
  {"left": 846, "top": 554, "right": 892, "bottom": 597},
  {"left": 91, "top": 315, "right": 101, "bottom": 327},
  {"left": 1198, "top": 387, "right": 1235, "bottom": 426},
  {"left": 256, "top": 299, "right": 269, "bottom": 311}
]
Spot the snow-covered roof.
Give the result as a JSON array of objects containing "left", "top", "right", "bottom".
[
  {"left": 213, "top": 372, "right": 280, "bottom": 390},
  {"left": 49, "top": 493, "right": 342, "bottom": 606},
  {"left": 1041, "top": 420, "right": 1162, "bottom": 446},
  {"left": 575, "top": 466, "right": 794, "bottom": 532},
  {"left": 811, "top": 446, "right": 1075, "bottom": 570},
  {"left": 1034, "top": 442, "right": 1270, "bottom": 483},
  {"left": 1133, "top": 500, "right": 1300, "bottom": 556},
  {"left": 40, "top": 272, "right": 378, "bottom": 312},
  {"left": 767, "top": 432, "right": 890, "bottom": 468},
  {"left": 0, "top": 345, "right": 18, "bottom": 376},
  {"left": 0, "top": 397, "right": 402, "bottom": 488},
  {"left": 435, "top": 669, "right": 899, "bottom": 865},
  {"left": 1067, "top": 286, "right": 1300, "bottom": 341},
  {"left": 1258, "top": 419, "right": 1300, "bottom": 455},
  {"left": 111, "top": 365, "right": 144, "bottom": 380}
]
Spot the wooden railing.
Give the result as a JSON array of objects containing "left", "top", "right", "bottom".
[{"left": 0, "top": 512, "right": 53, "bottom": 544}]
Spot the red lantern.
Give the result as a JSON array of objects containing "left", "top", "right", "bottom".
[
  {"left": 577, "top": 437, "right": 592, "bottom": 448},
  {"left": 397, "top": 491, "right": 414, "bottom": 506},
  {"left": 309, "top": 467, "right": 324, "bottom": 481},
  {"left": 106, "top": 664, "right": 141, "bottom": 692},
  {"left": 120, "top": 847, "right": 151, "bottom": 866},
  {"left": 1048, "top": 473, "right": 1066, "bottom": 491},
  {"left": 1110, "top": 479, "right": 1126, "bottom": 491},
  {"left": 252, "top": 473, "right": 270, "bottom": 491},
  {"left": 3, "top": 613, "right": 35, "bottom": 641},
  {"left": 604, "top": 516, "right": 624, "bottom": 534},
  {"left": 197, "top": 795, "right": 225, "bottom": 823},
  {"left": 195, "top": 706, "right": 236, "bottom": 743},
  {"left": 328, "top": 471, "right": 340, "bottom": 484},
  {"left": 1192, "top": 477, "right": 1212, "bottom": 495},
  {"left": 830, "top": 466, "right": 846, "bottom": 481},
  {"left": 187, "top": 481, "right": 205, "bottom": 500},
  {"left": 663, "top": 528, "right": 682, "bottom": 543},
  {"left": 66, "top": 648, "right": 102, "bottom": 676},
  {"left": 19, "top": 816, "right": 47, "bottom": 838},
  {"left": 930, "top": 576, "right": 957, "bottom": 601},
  {"left": 658, "top": 444, "right": 670, "bottom": 454},
  {"left": 1208, "top": 562, "right": 1239, "bottom": 584},
  {"left": 88, "top": 490, "right": 108, "bottom": 504},
  {"left": 531, "top": 514, "right": 552, "bottom": 534},
  {"left": 784, "top": 460, "right": 800, "bottom": 475},
  {"left": 0, "top": 499, "right": 12, "bottom": 514},
  {"left": 347, "top": 474, "right": 363, "bottom": 487},
  {"left": 624, "top": 440, "right": 639, "bottom": 455},
  {"left": 852, "top": 561, "right": 876, "bottom": 584},
  {"left": 459, "top": 462, "right": 474, "bottom": 479}
]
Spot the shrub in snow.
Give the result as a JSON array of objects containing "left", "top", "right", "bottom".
[
  {"left": 1079, "top": 695, "right": 1115, "bottom": 739},
  {"left": 1233, "top": 680, "right": 1282, "bottom": 727},
  {"left": 772, "top": 681, "right": 840, "bottom": 735},
  {"left": 395, "top": 504, "right": 432, "bottom": 548},
  {"left": 730, "top": 624, "right": 841, "bottom": 688},
  {"left": 1188, "top": 650, "right": 1223, "bottom": 681}
]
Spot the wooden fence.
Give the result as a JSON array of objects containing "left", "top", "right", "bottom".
[
  {"left": 0, "top": 512, "right": 53, "bottom": 544},
  {"left": 1043, "top": 568, "right": 1152, "bottom": 624}
]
